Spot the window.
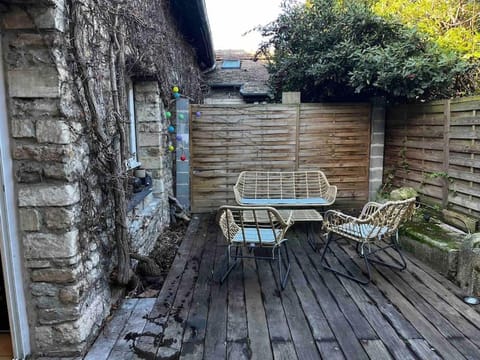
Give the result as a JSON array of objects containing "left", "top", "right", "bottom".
[
  {"left": 221, "top": 60, "right": 241, "bottom": 69},
  {"left": 126, "top": 81, "right": 141, "bottom": 169}
]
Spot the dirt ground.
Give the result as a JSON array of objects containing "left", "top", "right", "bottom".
[{"left": 132, "top": 220, "right": 188, "bottom": 298}]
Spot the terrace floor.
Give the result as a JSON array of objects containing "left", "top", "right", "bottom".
[{"left": 85, "top": 213, "right": 480, "bottom": 360}]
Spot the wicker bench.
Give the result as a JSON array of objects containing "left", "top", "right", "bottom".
[
  {"left": 233, "top": 170, "right": 337, "bottom": 249},
  {"left": 234, "top": 170, "right": 337, "bottom": 208}
]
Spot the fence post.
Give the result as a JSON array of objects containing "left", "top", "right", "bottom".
[
  {"left": 369, "top": 96, "right": 386, "bottom": 200},
  {"left": 442, "top": 99, "right": 451, "bottom": 208},
  {"left": 282, "top": 92, "right": 301, "bottom": 170}
]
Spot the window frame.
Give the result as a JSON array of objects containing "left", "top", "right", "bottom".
[{"left": 126, "top": 81, "right": 141, "bottom": 170}]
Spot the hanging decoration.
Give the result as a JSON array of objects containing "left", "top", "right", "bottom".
[
  {"left": 168, "top": 144, "right": 175, "bottom": 152},
  {"left": 165, "top": 111, "right": 172, "bottom": 119},
  {"left": 176, "top": 134, "right": 182, "bottom": 141},
  {"left": 180, "top": 153, "right": 187, "bottom": 162},
  {"left": 195, "top": 111, "right": 202, "bottom": 118},
  {"left": 178, "top": 113, "right": 185, "bottom": 120},
  {"left": 168, "top": 125, "right": 175, "bottom": 133}
]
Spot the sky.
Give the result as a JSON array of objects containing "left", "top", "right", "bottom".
[{"left": 204, "top": 0, "right": 284, "bottom": 51}]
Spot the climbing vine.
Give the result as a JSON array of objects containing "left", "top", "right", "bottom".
[{"left": 62, "top": 0, "right": 205, "bottom": 285}]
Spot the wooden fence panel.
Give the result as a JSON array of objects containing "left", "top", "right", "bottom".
[
  {"left": 190, "top": 103, "right": 371, "bottom": 213},
  {"left": 298, "top": 104, "right": 371, "bottom": 200},
  {"left": 385, "top": 96, "right": 480, "bottom": 219}
]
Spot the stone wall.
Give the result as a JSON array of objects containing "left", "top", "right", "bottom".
[{"left": 1, "top": 1, "right": 204, "bottom": 357}]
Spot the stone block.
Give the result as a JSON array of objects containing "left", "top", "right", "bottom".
[
  {"left": 139, "top": 146, "right": 162, "bottom": 157},
  {"left": 42, "top": 160, "right": 84, "bottom": 182},
  {"left": 19, "top": 208, "right": 41, "bottom": 231},
  {"left": 59, "top": 285, "right": 82, "bottom": 305},
  {"left": 11, "top": 118, "right": 35, "bottom": 138},
  {"left": 2, "top": 4, "right": 65, "bottom": 31},
  {"left": 13, "top": 143, "right": 74, "bottom": 162},
  {"left": 15, "top": 161, "right": 43, "bottom": 183},
  {"left": 138, "top": 132, "right": 161, "bottom": 147},
  {"left": 31, "top": 282, "right": 60, "bottom": 297},
  {"left": 44, "top": 207, "right": 76, "bottom": 230},
  {"left": 370, "top": 144, "right": 384, "bottom": 157},
  {"left": 176, "top": 172, "right": 189, "bottom": 185},
  {"left": 24, "top": 229, "right": 79, "bottom": 259},
  {"left": 138, "top": 122, "right": 162, "bottom": 132},
  {"left": 31, "top": 265, "right": 81, "bottom": 283},
  {"left": 139, "top": 156, "right": 161, "bottom": 170},
  {"left": 19, "top": 183, "right": 80, "bottom": 207},
  {"left": 36, "top": 120, "right": 80, "bottom": 144},
  {"left": 135, "top": 105, "right": 162, "bottom": 122},
  {"left": 27, "top": 259, "right": 51, "bottom": 269},
  {"left": 11, "top": 98, "right": 61, "bottom": 117},
  {"left": 370, "top": 132, "right": 385, "bottom": 145},
  {"left": 38, "top": 306, "right": 80, "bottom": 325},
  {"left": 8, "top": 69, "right": 59, "bottom": 98}
]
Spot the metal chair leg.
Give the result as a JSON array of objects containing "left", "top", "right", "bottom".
[
  {"left": 220, "top": 246, "right": 241, "bottom": 284},
  {"left": 367, "top": 233, "right": 407, "bottom": 271},
  {"left": 278, "top": 243, "right": 291, "bottom": 289},
  {"left": 320, "top": 233, "right": 371, "bottom": 285}
]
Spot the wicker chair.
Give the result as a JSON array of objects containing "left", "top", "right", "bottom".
[
  {"left": 320, "top": 198, "right": 416, "bottom": 284},
  {"left": 217, "top": 205, "right": 294, "bottom": 289}
]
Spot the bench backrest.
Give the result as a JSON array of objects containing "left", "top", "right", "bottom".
[{"left": 234, "top": 170, "right": 337, "bottom": 207}]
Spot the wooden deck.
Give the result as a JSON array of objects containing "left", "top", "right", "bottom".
[{"left": 86, "top": 213, "right": 480, "bottom": 360}]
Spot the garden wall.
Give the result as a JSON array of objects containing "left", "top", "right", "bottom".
[
  {"left": 384, "top": 96, "right": 480, "bottom": 220},
  {"left": 190, "top": 103, "right": 371, "bottom": 212}
]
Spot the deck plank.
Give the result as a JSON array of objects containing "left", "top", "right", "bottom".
[
  {"left": 340, "top": 243, "right": 469, "bottom": 359},
  {"left": 379, "top": 248, "right": 480, "bottom": 348},
  {"left": 131, "top": 215, "right": 203, "bottom": 359},
  {"left": 180, "top": 216, "right": 219, "bottom": 359},
  {"left": 289, "top": 235, "right": 369, "bottom": 360},
  {"left": 86, "top": 216, "right": 480, "bottom": 360},
  {"left": 271, "top": 341, "right": 298, "bottom": 360},
  {"left": 243, "top": 257, "right": 273, "bottom": 360},
  {"left": 361, "top": 339, "right": 393, "bottom": 360},
  {"left": 316, "top": 340, "right": 345, "bottom": 360},
  {"left": 108, "top": 298, "right": 156, "bottom": 360},
  {"left": 203, "top": 230, "right": 229, "bottom": 359},
  {"left": 85, "top": 299, "right": 138, "bottom": 360},
  {"left": 293, "top": 233, "right": 378, "bottom": 341},
  {"left": 322, "top": 245, "right": 421, "bottom": 359},
  {"left": 407, "top": 339, "right": 443, "bottom": 360},
  {"left": 156, "top": 214, "right": 211, "bottom": 358},
  {"left": 256, "top": 260, "right": 292, "bottom": 343}
]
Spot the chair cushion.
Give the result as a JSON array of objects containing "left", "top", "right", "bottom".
[
  {"left": 232, "top": 228, "right": 283, "bottom": 244},
  {"left": 337, "top": 223, "right": 390, "bottom": 239},
  {"left": 240, "top": 197, "right": 328, "bottom": 205}
]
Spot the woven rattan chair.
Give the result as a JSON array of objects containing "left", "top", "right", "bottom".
[
  {"left": 217, "top": 205, "right": 293, "bottom": 289},
  {"left": 320, "top": 198, "right": 416, "bottom": 284}
]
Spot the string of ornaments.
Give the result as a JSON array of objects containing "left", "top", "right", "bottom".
[{"left": 165, "top": 86, "right": 202, "bottom": 162}]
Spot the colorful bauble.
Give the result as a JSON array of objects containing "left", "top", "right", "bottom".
[
  {"left": 195, "top": 111, "right": 202, "bottom": 118},
  {"left": 168, "top": 125, "right": 175, "bottom": 133},
  {"left": 168, "top": 145, "right": 175, "bottom": 152},
  {"left": 165, "top": 111, "right": 172, "bottom": 118},
  {"left": 180, "top": 154, "right": 187, "bottom": 161},
  {"left": 176, "top": 135, "right": 183, "bottom": 141},
  {"left": 178, "top": 113, "right": 185, "bottom": 120},
  {"left": 173, "top": 93, "right": 181, "bottom": 99},
  {"left": 172, "top": 86, "right": 179, "bottom": 93}
]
